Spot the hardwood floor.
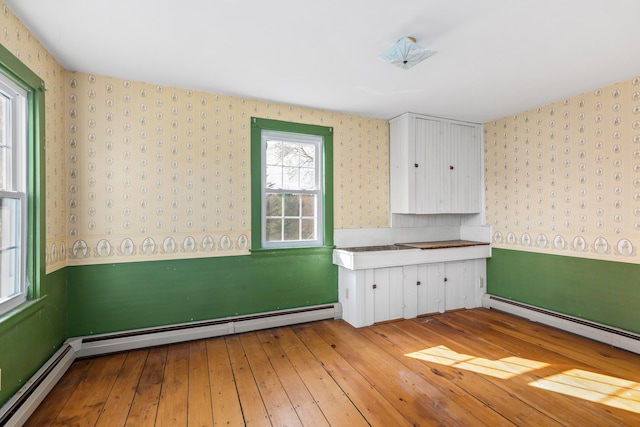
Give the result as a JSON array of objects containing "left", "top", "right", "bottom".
[{"left": 25, "top": 308, "right": 640, "bottom": 426}]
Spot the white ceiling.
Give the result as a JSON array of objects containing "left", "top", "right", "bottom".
[{"left": 6, "top": 0, "right": 640, "bottom": 123}]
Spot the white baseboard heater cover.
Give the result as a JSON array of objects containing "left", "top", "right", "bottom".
[
  {"left": 0, "top": 303, "right": 342, "bottom": 427},
  {"left": 483, "top": 294, "right": 640, "bottom": 355},
  {"left": 0, "top": 343, "right": 77, "bottom": 427}
]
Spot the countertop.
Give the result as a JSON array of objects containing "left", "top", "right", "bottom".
[
  {"left": 337, "top": 240, "right": 489, "bottom": 253},
  {"left": 333, "top": 240, "right": 492, "bottom": 270}
]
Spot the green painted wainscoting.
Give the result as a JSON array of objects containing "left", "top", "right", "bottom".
[
  {"left": 487, "top": 248, "right": 640, "bottom": 334},
  {"left": 67, "top": 248, "right": 338, "bottom": 337},
  {"left": 0, "top": 268, "right": 67, "bottom": 407}
]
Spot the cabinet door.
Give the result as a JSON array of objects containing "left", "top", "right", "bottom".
[
  {"left": 365, "top": 267, "right": 404, "bottom": 325},
  {"left": 417, "top": 263, "right": 442, "bottom": 315},
  {"left": 402, "top": 264, "right": 440, "bottom": 318},
  {"left": 442, "top": 260, "right": 480, "bottom": 311},
  {"left": 443, "top": 261, "right": 466, "bottom": 311},
  {"left": 414, "top": 117, "right": 446, "bottom": 213},
  {"left": 448, "top": 123, "right": 482, "bottom": 213},
  {"left": 404, "top": 260, "right": 483, "bottom": 318}
]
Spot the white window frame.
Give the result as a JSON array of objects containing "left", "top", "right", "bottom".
[
  {"left": 0, "top": 74, "right": 28, "bottom": 315},
  {"left": 261, "top": 130, "right": 323, "bottom": 248}
]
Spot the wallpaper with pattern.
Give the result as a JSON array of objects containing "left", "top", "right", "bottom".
[
  {"left": 3, "top": 0, "right": 639, "bottom": 271},
  {"left": 485, "top": 77, "right": 640, "bottom": 264},
  {"left": 0, "top": 2, "right": 67, "bottom": 273},
  {"left": 64, "top": 73, "right": 390, "bottom": 265}
]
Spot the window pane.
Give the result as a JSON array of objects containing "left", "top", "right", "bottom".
[
  {"left": 0, "top": 197, "right": 20, "bottom": 300},
  {"left": 282, "top": 142, "right": 300, "bottom": 166},
  {"left": 265, "top": 165, "right": 283, "bottom": 189},
  {"left": 300, "top": 168, "right": 315, "bottom": 190},
  {"left": 299, "top": 144, "right": 315, "bottom": 168},
  {"left": 0, "top": 94, "right": 9, "bottom": 190},
  {"left": 301, "top": 194, "right": 315, "bottom": 216},
  {"left": 284, "top": 193, "right": 300, "bottom": 216},
  {"left": 265, "top": 193, "right": 282, "bottom": 216},
  {"left": 265, "top": 140, "right": 282, "bottom": 165},
  {"left": 266, "top": 218, "right": 282, "bottom": 242},
  {"left": 283, "top": 218, "right": 299, "bottom": 240},
  {"left": 282, "top": 166, "right": 300, "bottom": 189},
  {"left": 301, "top": 218, "right": 316, "bottom": 240}
]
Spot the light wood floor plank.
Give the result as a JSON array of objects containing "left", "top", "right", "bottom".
[
  {"left": 361, "top": 322, "right": 527, "bottom": 426},
  {"left": 256, "top": 329, "right": 330, "bottom": 427},
  {"left": 460, "top": 309, "right": 640, "bottom": 378},
  {"left": 155, "top": 342, "right": 190, "bottom": 427},
  {"left": 293, "top": 324, "right": 413, "bottom": 427},
  {"left": 188, "top": 340, "right": 214, "bottom": 427},
  {"left": 391, "top": 318, "right": 573, "bottom": 426},
  {"left": 434, "top": 311, "right": 639, "bottom": 426},
  {"left": 95, "top": 349, "right": 149, "bottom": 427},
  {"left": 309, "top": 319, "right": 488, "bottom": 427},
  {"left": 50, "top": 353, "right": 126, "bottom": 427},
  {"left": 225, "top": 335, "right": 271, "bottom": 426},
  {"left": 22, "top": 358, "right": 93, "bottom": 427},
  {"left": 240, "top": 333, "right": 302, "bottom": 427},
  {"left": 125, "top": 346, "right": 168, "bottom": 427},
  {"left": 205, "top": 337, "right": 245, "bottom": 427},
  {"left": 274, "top": 327, "right": 369, "bottom": 427}
]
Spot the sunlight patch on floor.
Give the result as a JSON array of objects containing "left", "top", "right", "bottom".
[
  {"left": 530, "top": 369, "right": 640, "bottom": 414},
  {"left": 405, "top": 345, "right": 549, "bottom": 380},
  {"left": 405, "top": 346, "right": 640, "bottom": 414}
]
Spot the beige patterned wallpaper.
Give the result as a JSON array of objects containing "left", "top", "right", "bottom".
[
  {"left": 0, "top": 2, "right": 67, "bottom": 273},
  {"left": 64, "top": 73, "right": 390, "bottom": 266},
  {"left": 1, "top": 1, "right": 389, "bottom": 270},
  {"left": 6, "top": 0, "right": 638, "bottom": 271},
  {"left": 485, "top": 77, "right": 640, "bottom": 264}
]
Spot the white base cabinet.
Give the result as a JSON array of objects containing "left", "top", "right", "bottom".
[{"left": 338, "top": 259, "right": 486, "bottom": 328}]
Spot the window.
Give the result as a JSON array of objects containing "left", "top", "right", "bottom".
[
  {"left": 251, "top": 118, "right": 333, "bottom": 250},
  {"left": 0, "top": 74, "right": 28, "bottom": 314},
  {"left": 262, "top": 131, "right": 322, "bottom": 247},
  {"left": 0, "top": 44, "right": 44, "bottom": 317}
]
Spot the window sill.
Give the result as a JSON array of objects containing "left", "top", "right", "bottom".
[{"left": 0, "top": 295, "right": 48, "bottom": 335}]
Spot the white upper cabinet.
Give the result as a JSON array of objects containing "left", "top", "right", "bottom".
[{"left": 390, "top": 113, "right": 483, "bottom": 214}]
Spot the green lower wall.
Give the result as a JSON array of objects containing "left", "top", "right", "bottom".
[
  {"left": 0, "top": 268, "right": 67, "bottom": 407},
  {"left": 67, "top": 249, "right": 338, "bottom": 337},
  {"left": 487, "top": 248, "right": 640, "bottom": 334}
]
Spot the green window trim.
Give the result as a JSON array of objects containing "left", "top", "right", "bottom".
[
  {"left": 250, "top": 117, "right": 334, "bottom": 252},
  {"left": 0, "top": 43, "right": 46, "bottom": 305}
]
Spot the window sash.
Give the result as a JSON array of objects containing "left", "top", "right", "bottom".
[
  {"left": 0, "top": 73, "right": 28, "bottom": 315},
  {"left": 0, "top": 191, "right": 26, "bottom": 312},
  {"left": 0, "top": 77, "right": 27, "bottom": 192}
]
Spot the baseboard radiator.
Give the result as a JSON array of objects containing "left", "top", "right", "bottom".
[
  {"left": 0, "top": 344, "right": 76, "bottom": 427},
  {"left": 0, "top": 303, "right": 342, "bottom": 427},
  {"left": 483, "top": 294, "right": 640, "bottom": 355}
]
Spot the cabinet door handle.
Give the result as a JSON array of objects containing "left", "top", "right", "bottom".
[
  {"left": 416, "top": 281, "right": 421, "bottom": 286},
  {"left": 444, "top": 277, "right": 448, "bottom": 282},
  {"left": 414, "top": 163, "right": 419, "bottom": 168},
  {"left": 372, "top": 284, "right": 377, "bottom": 289},
  {"left": 449, "top": 165, "right": 454, "bottom": 170}
]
